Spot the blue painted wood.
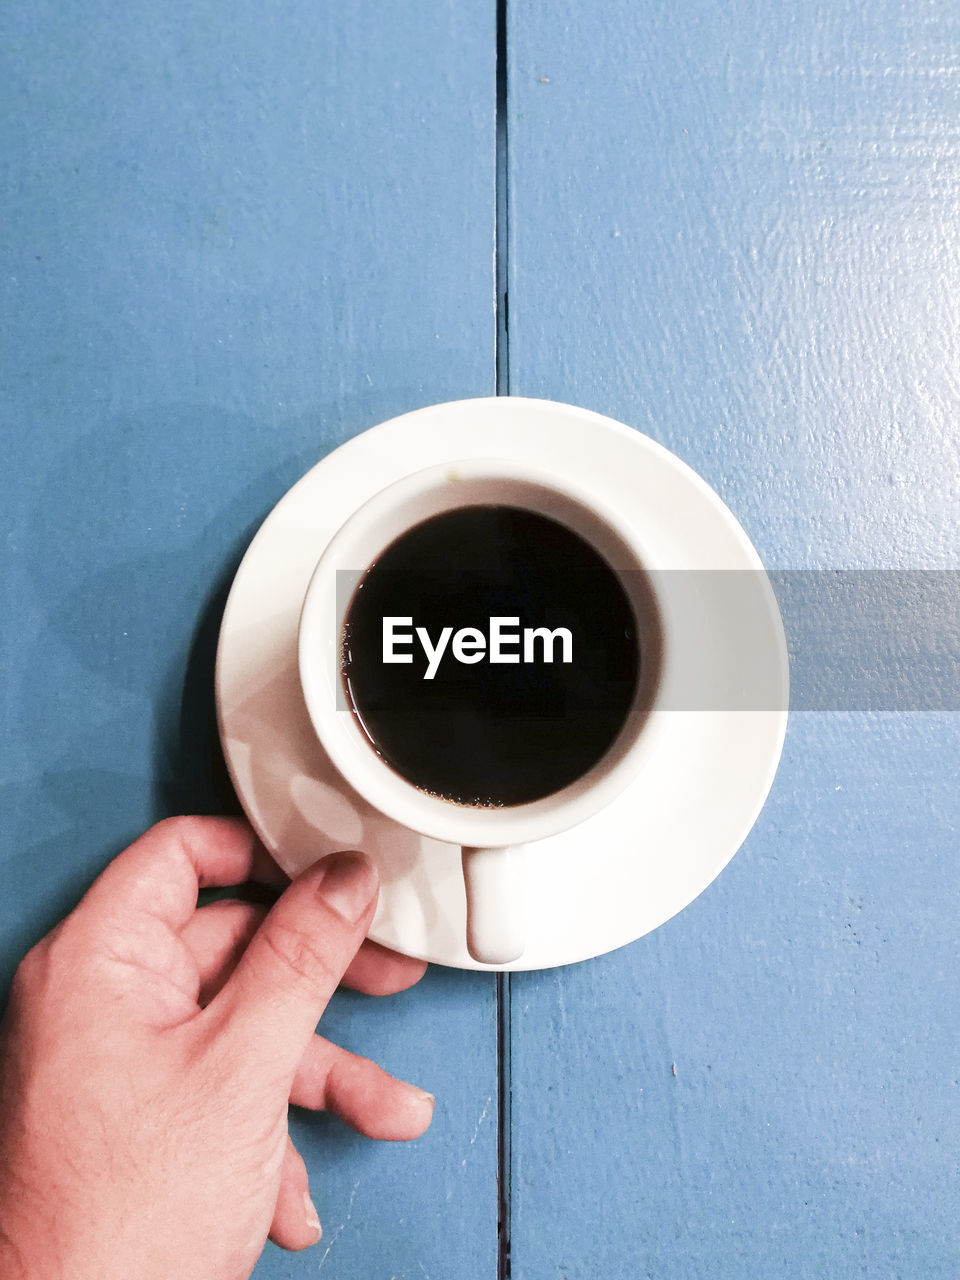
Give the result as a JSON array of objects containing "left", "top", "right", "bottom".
[
  {"left": 0, "top": 3, "right": 498, "bottom": 1277},
  {"left": 506, "top": 1, "right": 960, "bottom": 1277}
]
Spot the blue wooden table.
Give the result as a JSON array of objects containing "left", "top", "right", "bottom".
[{"left": 2, "top": 2, "right": 957, "bottom": 1277}]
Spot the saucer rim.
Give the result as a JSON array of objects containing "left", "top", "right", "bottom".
[{"left": 215, "top": 396, "right": 789, "bottom": 970}]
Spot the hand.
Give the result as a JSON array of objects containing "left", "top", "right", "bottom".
[{"left": 0, "top": 817, "right": 434, "bottom": 1280}]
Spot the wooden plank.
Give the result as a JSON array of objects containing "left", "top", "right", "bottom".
[
  {"left": 0, "top": 3, "right": 498, "bottom": 1277},
  {"left": 506, "top": 1, "right": 960, "bottom": 1275}
]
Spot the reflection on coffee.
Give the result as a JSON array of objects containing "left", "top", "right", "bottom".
[{"left": 340, "top": 505, "right": 639, "bottom": 806}]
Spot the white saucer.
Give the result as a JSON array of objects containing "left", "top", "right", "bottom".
[{"left": 215, "top": 398, "right": 788, "bottom": 970}]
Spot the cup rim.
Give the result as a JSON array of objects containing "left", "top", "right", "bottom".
[{"left": 297, "top": 457, "right": 670, "bottom": 847}]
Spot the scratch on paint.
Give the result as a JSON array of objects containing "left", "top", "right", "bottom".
[
  {"left": 556, "top": 977, "right": 568, "bottom": 1032},
  {"left": 318, "top": 1178, "right": 361, "bottom": 1269},
  {"left": 461, "top": 1094, "right": 493, "bottom": 1165}
]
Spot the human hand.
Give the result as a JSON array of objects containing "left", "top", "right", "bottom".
[{"left": 0, "top": 817, "right": 434, "bottom": 1280}]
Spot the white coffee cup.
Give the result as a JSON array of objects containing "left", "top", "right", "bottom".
[{"left": 297, "top": 458, "right": 673, "bottom": 965}]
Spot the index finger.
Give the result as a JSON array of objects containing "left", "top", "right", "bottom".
[{"left": 79, "top": 816, "right": 286, "bottom": 932}]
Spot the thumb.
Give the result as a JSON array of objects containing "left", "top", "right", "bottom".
[{"left": 206, "top": 851, "right": 379, "bottom": 1078}]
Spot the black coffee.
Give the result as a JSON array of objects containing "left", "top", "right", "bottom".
[{"left": 340, "top": 505, "right": 639, "bottom": 806}]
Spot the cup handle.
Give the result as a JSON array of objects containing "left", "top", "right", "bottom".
[{"left": 461, "top": 846, "right": 525, "bottom": 965}]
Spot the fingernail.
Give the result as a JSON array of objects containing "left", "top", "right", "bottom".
[
  {"left": 315, "top": 851, "right": 378, "bottom": 923},
  {"left": 303, "top": 1190, "right": 322, "bottom": 1242},
  {"left": 414, "top": 1087, "right": 436, "bottom": 1108}
]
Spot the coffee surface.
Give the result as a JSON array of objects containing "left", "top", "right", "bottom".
[{"left": 340, "top": 504, "right": 639, "bottom": 806}]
